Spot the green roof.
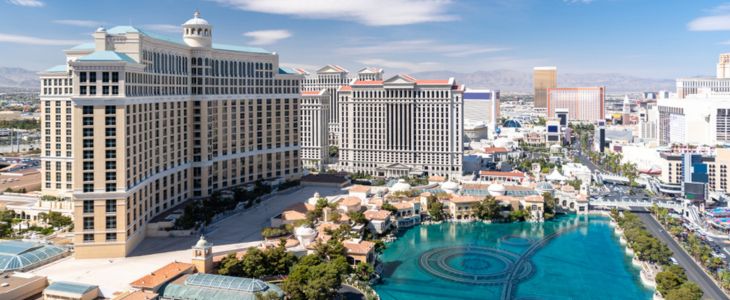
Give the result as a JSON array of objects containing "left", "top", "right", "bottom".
[
  {"left": 278, "top": 67, "right": 296, "bottom": 74},
  {"left": 212, "top": 43, "right": 269, "bottom": 54},
  {"left": 0, "top": 240, "right": 68, "bottom": 272},
  {"left": 44, "top": 65, "right": 68, "bottom": 73},
  {"left": 77, "top": 51, "right": 137, "bottom": 63},
  {"left": 105, "top": 26, "right": 270, "bottom": 54},
  {"left": 162, "top": 273, "right": 283, "bottom": 300},
  {"left": 68, "top": 42, "right": 95, "bottom": 50},
  {"left": 46, "top": 281, "right": 98, "bottom": 295}
]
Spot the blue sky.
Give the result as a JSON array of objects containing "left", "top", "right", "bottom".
[{"left": 1, "top": 0, "right": 730, "bottom": 78}]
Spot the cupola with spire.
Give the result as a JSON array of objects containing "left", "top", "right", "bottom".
[{"left": 183, "top": 10, "right": 212, "bottom": 48}]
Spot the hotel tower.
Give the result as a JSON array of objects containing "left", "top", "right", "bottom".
[{"left": 38, "top": 12, "right": 302, "bottom": 258}]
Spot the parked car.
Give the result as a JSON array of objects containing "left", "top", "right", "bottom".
[{"left": 670, "top": 257, "right": 679, "bottom": 265}]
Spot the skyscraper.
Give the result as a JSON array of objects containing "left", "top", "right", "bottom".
[
  {"left": 533, "top": 67, "right": 557, "bottom": 108},
  {"left": 547, "top": 87, "right": 605, "bottom": 123},
  {"left": 38, "top": 12, "right": 302, "bottom": 258},
  {"left": 300, "top": 89, "right": 330, "bottom": 171},
  {"left": 338, "top": 75, "right": 464, "bottom": 178},
  {"left": 300, "top": 65, "right": 351, "bottom": 146}
]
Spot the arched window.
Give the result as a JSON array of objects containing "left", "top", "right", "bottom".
[{"left": 204, "top": 29, "right": 208, "bottom": 36}]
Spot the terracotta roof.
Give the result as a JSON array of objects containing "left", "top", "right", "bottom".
[
  {"left": 364, "top": 210, "right": 392, "bottom": 221},
  {"left": 113, "top": 290, "right": 159, "bottom": 300},
  {"left": 428, "top": 176, "right": 446, "bottom": 182},
  {"left": 353, "top": 80, "right": 384, "bottom": 85},
  {"left": 339, "top": 85, "right": 353, "bottom": 92},
  {"left": 130, "top": 262, "right": 194, "bottom": 289},
  {"left": 420, "top": 192, "right": 433, "bottom": 197},
  {"left": 523, "top": 195, "right": 544, "bottom": 203},
  {"left": 479, "top": 170, "right": 526, "bottom": 178},
  {"left": 416, "top": 79, "right": 450, "bottom": 85},
  {"left": 483, "top": 147, "right": 509, "bottom": 154},
  {"left": 301, "top": 90, "right": 324, "bottom": 96},
  {"left": 400, "top": 74, "right": 417, "bottom": 82},
  {"left": 450, "top": 195, "right": 481, "bottom": 204},
  {"left": 339, "top": 196, "right": 362, "bottom": 207},
  {"left": 344, "top": 240, "right": 375, "bottom": 255},
  {"left": 392, "top": 202, "right": 413, "bottom": 210},
  {"left": 462, "top": 183, "right": 490, "bottom": 190},
  {"left": 349, "top": 185, "right": 371, "bottom": 193},
  {"left": 561, "top": 185, "right": 576, "bottom": 192}
]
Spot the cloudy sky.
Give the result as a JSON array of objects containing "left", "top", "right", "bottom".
[{"left": 1, "top": 0, "right": 730, "bottom": 78}]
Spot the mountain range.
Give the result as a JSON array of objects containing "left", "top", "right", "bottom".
[
  {"left": 0, "top": 66, "right": 677, "bottom": 94},
  {"left": 0, "top": 67, "right": 40, "bottom": 91},
  {"left": 412, "top": 69, "right": 677, "bottom": 94}
]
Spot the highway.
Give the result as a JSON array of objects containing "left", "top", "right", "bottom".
[{"left": 638, "top": 211, "right": 728, "bottom": 300}]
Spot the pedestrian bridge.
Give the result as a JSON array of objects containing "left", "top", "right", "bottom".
[{"left": 589, "top": 198, "right": 683, "bottom": 213}]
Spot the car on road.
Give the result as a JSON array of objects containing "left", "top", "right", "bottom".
[{"left": 670, "top": 257, "right": 679, "bottom": 265}]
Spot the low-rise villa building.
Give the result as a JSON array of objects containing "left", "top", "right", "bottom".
[
  {"left": 448, "top": 195, "right": 481, "bottom": 220},
  {"left": 478, "top": 170, "right": 528, "bottom": 184},
  {"left": 364, "top": 210, "right": 392, "bottom": 234},
  {"left": 343, "top": 240, "right": 376, "bottom": 265}
]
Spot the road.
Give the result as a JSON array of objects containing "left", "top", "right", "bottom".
[{"left": 638, "top": 211, "right": 728, "bottom": 300}]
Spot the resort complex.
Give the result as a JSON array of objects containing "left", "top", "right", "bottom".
[{"left": 3, "top": 3, "right": 730, "bottom": 300}]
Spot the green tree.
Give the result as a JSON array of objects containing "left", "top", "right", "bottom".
[
  {"left": 254, "top": 291, "right": 281, "bottom": 300},
  {"left": 217, "top": 253, "right": 243, "bottom": 276},
  {"left": 266, "top": 239, "right": 299, "bottom": 276},
  {"left": 426, "top": 196, "right": 446, "bottom": 221},
  {"left": 348, "top": 211, "right": 368, "bottom": 225},
  {"left": 474, "top": 196, "right": 502, "bottom": 221},
  {"left": 353, "top": 261, "right": 375, "bottom": 281},
  {"left": 656, "top": 265, "right": 687, "bottom": 295},
  {"left": 381, "top": 202, "right": 397, "bottom": 213},
  {"left": 542, "top": 192, "right": 557, "bottom": 220},
  {"left": 665, "top": 282, "right": 703, "bottom": 300},
  {"left": 240, "top": 247, "right": 269, "bottom": 278}
]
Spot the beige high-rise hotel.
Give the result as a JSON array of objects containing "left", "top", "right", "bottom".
[
  {"left": 533, "top": 67, "right": 557, "bottom": 108},
  {"left": 38, "top": 12, "right": 302, "bottom": 258}
]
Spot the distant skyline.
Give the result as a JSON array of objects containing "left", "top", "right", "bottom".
[{"left": 2, "top": 0, "right": 730, "bottom": 78}]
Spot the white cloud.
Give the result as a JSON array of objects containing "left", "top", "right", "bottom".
[
  {"left": 7, "top": 0, "right": 44, "bottom": 7},
  {"left": 357, "top": 58, "right": 442, "bottom": 73},
  {"left": 53, "top": 19, "right": 103, "bottom": 28},
  {"left": 0, "top": 33, "right": 84, "bottom": 46},
  {"left": 689, "top": 3, "right": 730, "bottom": 31},
  {"left": 142, "top": 24, "right": 181, "bottom": 33},
  {"left": 243, "top": 29, "right": 292, "bottom": 45},
  {"left": 212, "top": 0, "right": 457, "bottom": 26},
  {"left": 337, "top": 39, "right": 507, "bottom": 57},
  {"left": 280, "top": 63, "right": 320, "bottom": 72},
  {"left": 688, "top": 15, "right": 730, "bottom": 31}
]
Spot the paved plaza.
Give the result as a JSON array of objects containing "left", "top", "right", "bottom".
[{"left": 32, "top": 185, "right": 345, "bottom": 296}]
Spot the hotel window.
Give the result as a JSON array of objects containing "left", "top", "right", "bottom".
[
  {"left": 89, "top": 72, "right": 97, "bottom": 82},
  {"left": 105, "top": 161, "right": 116, "bottom": 170},
  {"left": 90, "top": 86, "right": 96, "bottom": 95},
  {"left": 106, "top": 171, "right": 116, "bottom": 181},
  {"left": 106, "top": 199, "right": 116, "bottom": 213},
  {"left": 83, "top": 200, "right": 94, "bottom": 213},
  {"left": 105, "top": 116, "right": 115, "bottom": 126},
  {"left": 105, "top": 128, "right": 116, "bottom": 137},
  {"left": 83, "top": 161, "right": 93, "bottom": 170},
  {"left": 83, "top": 183, "right": 93, "bottom": 192},
  {"left": 102, "top": 72, "right": 109, "bottom": 83},
  {"left": 105, "top": 139, "right": 116, "bottom": 148},
  {"left": 83, "top": 217, "right": 94, "bottom": 230},
  {"left": 105, "top": 183, "right": 116, "bottom": 192},
  {"left": 83, "top": 139, "right": 93, "bottom": 148},
  {"left": 102, "top": 86, "right": 109, "bottom": 95},
  {"left": 105, "top": 106, "right": 115, "bottom": 114},
  {"left": 105, "top": 233, "right": 117, "bottom": 241},
  {"left": 105, "top": 216, "right": 116, "bottom": 229},
  {"left": 83, "top": 106, "right": 93, "bottom": 114},
  {"left": 83, "top": 150, "right": 93, "bottom": 159},
  {"left": 83, "top": 234, "right": 94, "bottom": 242},
  {"left": 112, "top": 72, "right": 119, "bottom": 83},
  {"left": 79, "top": 72, "right": 87, "bottom": 82}
]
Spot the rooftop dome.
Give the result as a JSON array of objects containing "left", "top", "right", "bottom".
[
  {"left": 294, "top": 226, "right": 316, "bottom": 238},
  {"left": 95, "top": 26, "right": 106, "bottom": 32},
  {"left": 194, "top": 235, "right": 210, "bottom": 248},
  {"left": 488, "top": 183, "right": 506, "bottom": 196},
  {"left": 390, "top": 179, "right": 412, "bottom": 193},
  {"left": 441, "top": 181, "right": 459, "bottom": 192},
  {"left": 184, "top": 10, "right": 210, "bottom": 26}
]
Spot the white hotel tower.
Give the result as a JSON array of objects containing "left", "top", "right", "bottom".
[
  {"left": 338, "top": 75, "right": 464, "bottom": 178},
  {"left": 38, "top": 11, "right": 302, "bottom": 258}
]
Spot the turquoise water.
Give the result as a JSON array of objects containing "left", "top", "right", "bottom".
[{"left": 374, "top": 215, "right": 654, "bottom": 300}]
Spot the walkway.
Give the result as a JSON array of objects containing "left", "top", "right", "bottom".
[{"left": 637, "top": 211, "right": 728, "bottom": 300}]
